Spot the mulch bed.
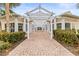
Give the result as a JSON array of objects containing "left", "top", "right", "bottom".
[
  {"left": 55, "top": 39, "right": 79, "bottom": 56},
  {"left": 0, "top": 37, "right": 26, "bottom": 56}
]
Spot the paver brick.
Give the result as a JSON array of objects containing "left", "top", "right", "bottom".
[{"left": 8, "top": 31, "right": 74, "bottom": 56}]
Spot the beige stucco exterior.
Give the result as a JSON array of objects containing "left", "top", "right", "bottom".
[
  {"left": 55, "top": 12, "right": 79, "bottom": 30},
  {"left": 0, "top": 11, "right": 79, "bottom": 34},
  {"left": 0, "top": 14, "right": 27, "bottom": 32}
]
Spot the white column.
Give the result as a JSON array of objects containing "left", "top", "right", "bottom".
[
  {"left": 51, "top": 19, "right": 53, "bottom": 39},
  {"left": 23, "top": 18, "right": 26, "bottom": 32},
  {"left": 47, "top": 23, "right": 50, "bottom": 33},
  {"left": 54, "top": 18, "right": 57, "bottom": 30},
  {"left": 75, "top": 24, "right": 78, "bottom": 34},
  {"left": 30, "top": 24, "right": 31, "bottom": 32},
  {"left": 1, "top": 22, "right": 5, "bottom": 31},
  {"left": 70, "top": 22, "right": 72, "bottom": 30},
  {"left": 47, "top": 23, "right": 49, "bottom": 32},
  {"left": 62, "top": 19, "right": 65, "bottom": 30},
  {"left": 15, "top": 18, "right": 18, "bottom": 32},
  {"left": 31, "top": 23, "right": 33, "bottom": 32},
  {"left": 45, "top": 24, "right": 47, "bottom": 31},
  {"left": 27, "top": 19, "right": 30, "bottom": 39},
  {"left": 29, "top": 24, "right": 32, "bottom": 33},
  {"left": 36, "top": 26, "right": 37, "bottom": 31}
]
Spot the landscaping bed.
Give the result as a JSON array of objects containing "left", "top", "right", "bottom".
[
  {"left": 53, "top": 30, "right": 79, "bottom": 55},
  {"left": 0, "top": 32, "right": 26, "bottom": 56}
]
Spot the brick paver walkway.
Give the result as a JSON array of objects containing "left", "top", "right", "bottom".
[{"left": 8, "top": 31, "right": 74, "bottom": 56}]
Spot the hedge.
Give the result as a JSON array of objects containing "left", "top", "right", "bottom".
[
  {"left": 53, "top": 30, "right": 79, "bottom": 47},
  {"left": 0, "top": 41, "right": 10, "bottom": 51},
  {"left": 0, "top": 32, "right": 26, "bottom": 43},
  {"left": 76, "top": 30, "right": 79, "bottom": 39}
]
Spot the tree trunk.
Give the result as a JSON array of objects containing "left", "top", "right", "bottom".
[{"left": 5, "top": 3, "right": 10, "bottom": 32}]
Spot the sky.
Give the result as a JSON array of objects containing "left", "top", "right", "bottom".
[{"left": 12, "top": 3, "right": 79, "bottom": 16}]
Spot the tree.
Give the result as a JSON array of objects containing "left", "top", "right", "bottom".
[
  {"left": 0, "top": 9, "right": 14, "bottom": 16},
  {"left": 0, "top": 9, "right": 5, "bottom": 16},
  {"left": 0, "top": 3, "right": 20, "bottom": 32}
]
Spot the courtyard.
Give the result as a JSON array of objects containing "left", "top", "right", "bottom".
[{"left": 0, "top": 3, "right": 79, "bottom": 56}]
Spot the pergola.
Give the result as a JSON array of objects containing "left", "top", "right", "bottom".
[{"left": 25, "top": 5, "right": 54, "bottom": 39}]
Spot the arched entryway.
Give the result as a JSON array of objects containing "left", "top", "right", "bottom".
[{"left": 25, "top": 5, "right": 54, "bottom": 39}]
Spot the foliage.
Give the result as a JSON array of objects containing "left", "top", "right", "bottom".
[
  {"left": 0, "top": 41, "right": 10, "bottom": 51},
  {"left": 0, "top": 9, "right": 16, "bottom": 16},
  {"left": 53, "top": 30, "right": 79, "bottom": 47},
  {"left": 0, "top": 32, "right": 26, "bottom": 43},
  {"left": 0, "top": 3, "right": 21, "bottom": 8}
]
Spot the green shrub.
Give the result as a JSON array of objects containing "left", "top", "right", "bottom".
[
  {"left": 77, "top": 30, "right": 79, "bottom": 33},
  {"left": 0, "top": 32, "right": 26, "bottom": 43},
  {"left": 0, "top": 32, "right": 10, "bottom": 42},
  {"left": 77, "top": 34, "right": 79, "bottom": 39},
  {"left": 1, "top": 30, "right": 6, "bottom": 32},
  {"left": 53, "top": 30, "right": 79, "bottom": 47},
  {"left": 0, "top": 41, "right": 10, "bottom": 51},
  {"left": 9, "top": 32, "right": 26, "bottom": 43}
]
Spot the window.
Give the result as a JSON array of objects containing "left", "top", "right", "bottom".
[
  {"left": 72, "top": 23, "right": 75, "bottom": 29},
  {"left": 65, "top": 23, "right": 70, "bottom": 29},
  {"left": 57, "top": 23, "right": 61, "bottom": 29},
  {"left": 10, "top": 23, "right": 15, "bottom": 32},
  {"left": 18, "top": 23, "right": 23, "bottom": 31},
  {"left": 5, "top": 23, "right": 15, "bottom": 32}
]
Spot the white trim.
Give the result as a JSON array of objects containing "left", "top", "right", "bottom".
[
  {"left": 1, "top": 22, "right": 5, "bottom": 31},
  {"left": 54, "top": 18, "right": 57, "bottom": 30},
  {"left": 15, "top": 18, "right": 18, "bottom": 32},
  {"left": 62, "top": 19, "right": 65, "bottom": 30},
  {"left": 70, "top": 22, "right": 72, "bottom": 30},
  {"left": 50, "top": 19, "right": 53, "bottom": 39},
  {"left": 27, "top": 18, "right": 30, "bottom": 39},
  {"left": 23, "top": 18, "right": 26, "bottom": 32}
]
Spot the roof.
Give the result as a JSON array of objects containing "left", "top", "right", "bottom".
[
  {"left": 59, "top": 11, "right": 79, "bottom": 19},
  {"left": 26, "top": 5, "right": 54, "bottom": 14},
  {"left": 25, "top": 5, "right": 54, "bottom": 20},
  {"left": 0, "top": 13, "right": 24, "bottom": 19}
]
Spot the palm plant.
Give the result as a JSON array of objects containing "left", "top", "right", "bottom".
[
  {"left": 0, "top": 3, "right": 20, "bottom": 32},
  {"left": 0, "top": 9, "right": 15, "bottom": 16},
  {"left": 0, "top": 9, "right": 5, "bottom": 16}
]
